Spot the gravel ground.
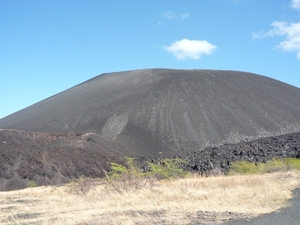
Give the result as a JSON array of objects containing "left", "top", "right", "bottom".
[{"left": 224, "top": 187, "right": 300, "bottom": 225}]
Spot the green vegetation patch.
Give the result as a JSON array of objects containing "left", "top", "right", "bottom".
[
  {"left": 107, "top": 157, "right": 188, "bottom": 181},
  {"left": 28, "top": 180, "right": 37, "bottom": 188},
  {"left": 228, "top": 157, "right": 300, "bottom": 175},
  {"left": 146, "top": 158, "right": 188, "bottom": 180}
]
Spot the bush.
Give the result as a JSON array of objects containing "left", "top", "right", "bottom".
[
  {"left": 68, "top": 176, "right": 98, "bottom": 195},
  {"left": 28, "top": 180, "right": 37, "bottom": 188},
  {"left": 107, "top": 157, "right": 187, "bottom": 181},
  {"left": 107, "top": 162, "right": 129, "bottom": 180},
  {"left": 105, "top": 157, "right": 188, "bottom": 192},
  {"left": 147, "top": 158, "right": 188, "bottom": 180},
  {"left": 261, "top": 158, "right": 287, "bottom": 173},
  {"left": 228, "top": 161, "right": 260, "bottom": 175},
  {"left": 228, "top": 157, "right": 300, "bottom": 175},
  {"left": 106, "top": 158, "right": 141, "bottom": 180},
  {"left": 282, "top": 158, "right": 300, "bottom": 170},
  {"left": 104, "top": 158, "right": 156, "bottom": 191}
]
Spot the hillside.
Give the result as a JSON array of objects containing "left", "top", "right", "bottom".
[
  {"left": 1, "top": 69, "right": 300, "bottom": 191},
  {"left": 1, "top": 69, "right": 300, "bottom": 155}
]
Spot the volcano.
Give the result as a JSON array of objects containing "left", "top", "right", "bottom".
[
  {"left": 1, "top": 69, "right": 300, "bottom": 155},
  {"left": 1, "top": 69, "right": 300, "bottom": 190}
]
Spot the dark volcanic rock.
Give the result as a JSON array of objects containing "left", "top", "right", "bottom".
[
  {"left": 1, "top": 69, "right": 300, "bottom": 156},
  {"left": 1, "top": 129, "right": 299, "bottom": 191},
  {"left": 0, "top": 129, "right": 126, "bottom": 191},
  {"left": 134, "top": 131, "right": 300, "bottom": 175}
]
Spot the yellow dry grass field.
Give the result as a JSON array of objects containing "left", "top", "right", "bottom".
[{"left": 1, "top": 171, "right": 300, "bottom": 225}]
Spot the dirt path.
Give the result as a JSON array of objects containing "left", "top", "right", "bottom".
[{"left": 225, "top": 187, "right": 300, "bottom": 225}]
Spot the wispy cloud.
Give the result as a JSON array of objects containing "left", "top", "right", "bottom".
[
  {"left": 162, "top": 11, "right": 189, "bottom": 21},
  {"left": 252, "top": 0, "right": 300, "bottom": 59},
  {"left": 291, "top": 0, "right": 300, "bottom": 10},
  {"left": 164, "top": 39, "right": 217, "bottom": 60},
  {"left": 154, "top": 21, "right": 162, "bottom": 29},
  {"left": 154, "top": 10, "right": 189, "bottom": 29}
]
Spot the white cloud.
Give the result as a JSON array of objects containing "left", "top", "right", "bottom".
[
  {"left": 252, "top": 1, "right": 300, "bottom": 59},
  {"left": 162, "top": 11, "right": 189, "bottom": 21},
  {"left": 164, "top": 39, "right": 217, "bottom": 60},
  {"left": 253, "top": 21, "right": 300, "bottom": 59},
  {"left": 181, "top": 12, "right": 189, "bottom": 20},
  {"left": 274, "top": 22, "right": 300, "bottom": 59},
  {"left": 252, "top": 31, "right": 266, "bottom": 39},
  {"left": 291, "top": 0, "right": 300, "bottom": 10}
]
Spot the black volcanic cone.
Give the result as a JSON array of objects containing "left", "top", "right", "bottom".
[{"left": 1, "top": 69, "right": 300, "bottom": 156}]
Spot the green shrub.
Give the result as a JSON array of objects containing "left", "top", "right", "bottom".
[
  {"left": 107, "top": 158, "right": 140, "bottom": 179},
  {"left": 105, "top": 158, "right": 157, "bottom": 191},
  {"left": 147, "top": 158, "right": 188, "bottom": 180},
  {"left": 28, "top": 180, "right": 37, "bottom": 188},
  {"left": 261, "top": 157, "right": 300, "bottom": 173},
  {"left": 228, "top": 158, "right": 300, "bottom": 175},
  {"left": 107, "top": 162, "right": 129, "bottom": 179},
  {"left": 282, "top": 158, "right": 300, "bottom": 170},
  {"left": 228, "top": 161, "right": 260, "bottom": 175},
  {"left": 261, "top": 158, "right": 287, "bottom": 173},
  {"left": 106, "top": 157, "right": 188, "bottom": 183},
  {"left": 105, "top": 157, "right": 188, "bottom": 192}
]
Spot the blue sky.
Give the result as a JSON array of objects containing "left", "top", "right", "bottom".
[{"left": 1, "top": 0, "right": 300, "bottom": 119}]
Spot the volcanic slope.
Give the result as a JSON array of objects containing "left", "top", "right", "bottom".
[{"left": 1, "top": 69, "right": 300, "bottom": 156}]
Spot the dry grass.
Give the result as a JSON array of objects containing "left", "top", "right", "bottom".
[{"left": 1, "top": 171, "right": 300, "bottom": 225}]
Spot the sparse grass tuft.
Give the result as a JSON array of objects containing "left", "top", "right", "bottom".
[{"left": 67, "top": 176, "right": 99, "bottom": 195}]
